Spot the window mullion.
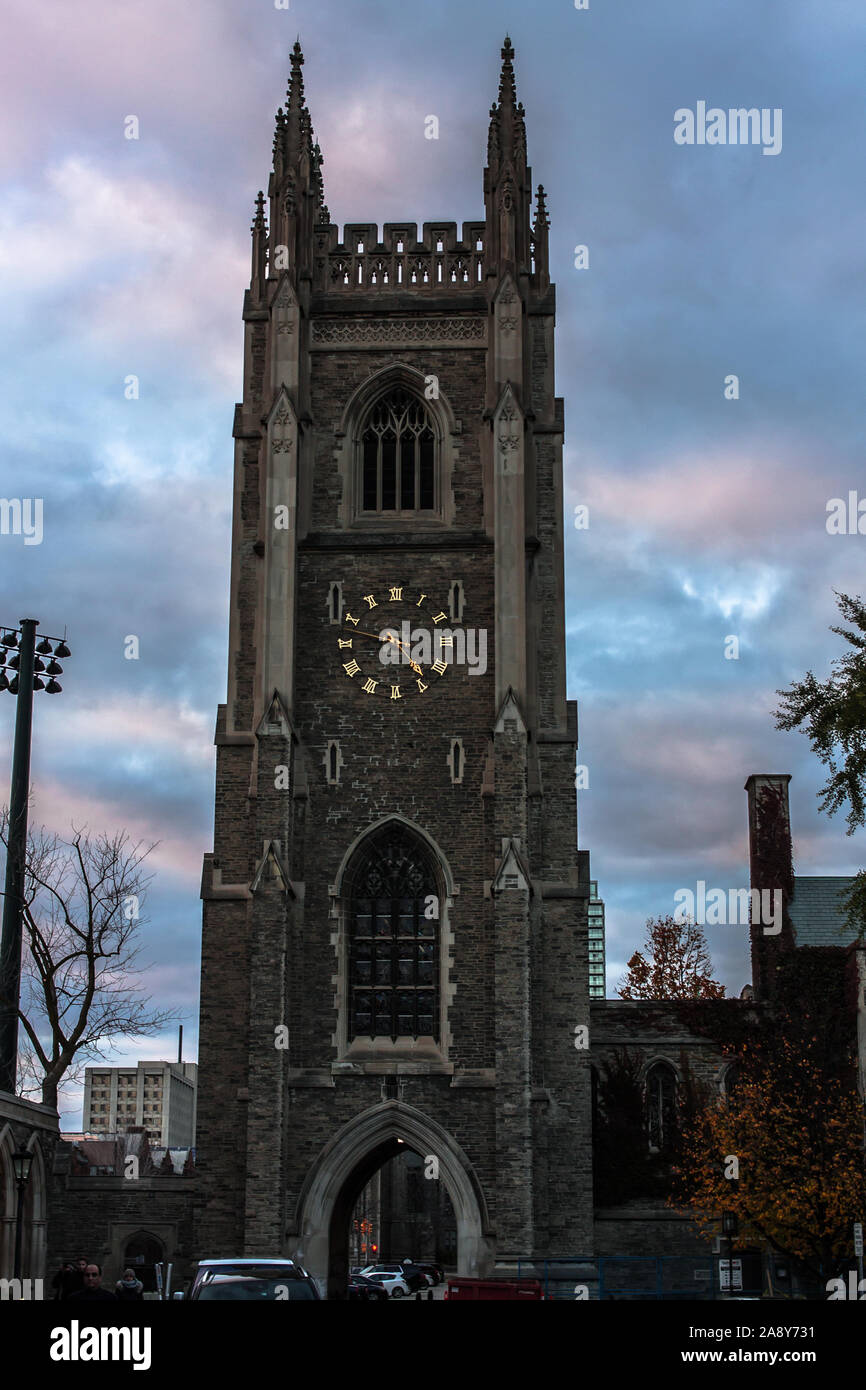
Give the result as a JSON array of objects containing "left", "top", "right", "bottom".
[{"left": 377, "top": 435, "right": 382, "bottom": 512}]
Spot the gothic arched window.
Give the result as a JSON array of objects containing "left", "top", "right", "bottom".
[
  {"left": 645, "top": 1062, "right": 677, "bottom": 1152},
  {"left": 347, "top": 827, "right": 438, "bottom": 1041},
  {"left": 360, "top": 387, "right": 436, "bottom": 515}
]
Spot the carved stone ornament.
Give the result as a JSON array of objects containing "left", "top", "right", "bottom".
[{"left": 311, "top": 317, "right": 486, "bottom": 346}]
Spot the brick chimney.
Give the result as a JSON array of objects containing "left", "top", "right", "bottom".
[{"left": 744, "top": 774, "right": 795, "bottom": 1000}]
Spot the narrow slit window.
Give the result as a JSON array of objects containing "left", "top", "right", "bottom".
[{"left": 328, "top": 581, "right": 343, "bottom": 624}]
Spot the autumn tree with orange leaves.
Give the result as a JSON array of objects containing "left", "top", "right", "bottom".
[
  {"left": 672, "top": 1033, "right": 866, "bottom": 1282},
  {"left": 618, "top": 915, "right": 725, "bottom": 1000}
]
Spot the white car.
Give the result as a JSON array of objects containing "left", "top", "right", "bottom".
[{"left": 361, "top": 1270, "right": 411, "bottom": 1299}]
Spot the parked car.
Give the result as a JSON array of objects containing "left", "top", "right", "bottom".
[
  {"left": 402, "top": 1262, "right": 435, "bottom": 1288},
  {"left": 361, "top": 1271, "right": 411, "bottom": 1299},
  {"left": 414, "top": 1263, "right": 443, "bottom": 1286},
  {"left": 181, "top": 1258, "right": 321, "bottom": 1301},
  {"left": 349, "top": 1274, "right": 389, "bottom": 1301},
  {"left": 361, "top": 1261, "right": 425, "bottom": 1292}
]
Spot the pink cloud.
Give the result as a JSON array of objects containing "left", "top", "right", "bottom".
[
  {"left": 25, "top": 775, "right": 205, "bottom": 886},
  {"left": 567, "top": 446, "right": 824, "bottom": 550}
]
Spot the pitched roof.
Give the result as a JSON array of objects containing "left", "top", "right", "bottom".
[
  {"left": 73, "top": 1139, "right": 117, "bottom": 1166},
  {"left": 789, "top": 876, "right": 859, "bottom": 947}
]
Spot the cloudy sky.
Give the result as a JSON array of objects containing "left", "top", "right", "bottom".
[{"left": 1, "top": 0, "right": 864, "bottom": 1127}]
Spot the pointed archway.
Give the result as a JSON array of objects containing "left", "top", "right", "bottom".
[
  {"left": 122, "top": 1230, "right": 166, "bottom": 1294},
  {"left": 287, "top": 1100, "right": 494, "bottom": 1299}
]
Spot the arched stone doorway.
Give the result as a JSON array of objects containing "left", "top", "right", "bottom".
[
  {"left": 122, "top": 1230, "right": 165, "bottom": 1294},
  {"left": 289, "top": 1100, "right": 494, "bottom": 1299}
]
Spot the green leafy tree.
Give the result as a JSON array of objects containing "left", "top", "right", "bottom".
[{"left": 775, "top": 591, "right": 866, "bottom": 938}]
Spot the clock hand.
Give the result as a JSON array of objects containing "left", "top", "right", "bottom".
[
  {"left": 348, "top": 627, "right": 423, "bottom": 674},
  {"left": 385, "top": 632, "right": 424, "bottom": 674}
]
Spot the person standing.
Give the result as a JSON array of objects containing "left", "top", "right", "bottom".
[
  {"left": 115, "top": 1268, "right": 144, "bottom": 1301},
  {"left": 55, "top": 1257, "right": 88, "bottom": 1300},
  {"left": 67, "top": 1262, "right": 118, "bottom": 1301},
  {"left": 51, "top": 1262, "right": 75, "bottom": 1300}
]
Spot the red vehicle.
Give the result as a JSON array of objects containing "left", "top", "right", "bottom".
[{"left": 444, "top": 1277, "right": 545, "bottom": 1300}]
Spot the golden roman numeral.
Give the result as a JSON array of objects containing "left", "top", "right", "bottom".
[
  {"left": 363, "top": 594, "right": 377, "bottom": 608},
  {"left": 416, "top": 678, "right": 428, "bottom": 693},
  {"left": 416, "top": 593, "right": 427, "bottom": 606},
  {"left": 390, "top": 685, "right": 402, "bottom": 700},
  {"left": 389, "top": 586, "right": 403, "bottom": 601},
  {"left": 439, "top": 634, "right": 453, "bottom": 647},
  {"left": 432, "top": 612, "right": 447, "bottom": 624},
  {"left": 431, "top": 659, "right": 447, "bottom": 675},
  {"left": 345, "top": 613, "right": 360, "bottom": 627},
  {"left": 343, "top": 659, "right": 361, "bottom": 676},
  {"left": 337, "top": 638, "right": 352, "bottom": 648},
  {"left": 362, "top": 677, "right": 378, "bottom": 694}
]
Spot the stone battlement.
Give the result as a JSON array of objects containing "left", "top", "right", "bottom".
[{"left": 305, "top": 222, "right": 487, "bottom": 292}]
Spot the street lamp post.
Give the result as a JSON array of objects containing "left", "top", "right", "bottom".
[
  {"left": 0, "top": 619, "right": 71, "bottom": 1095},
  {"left": 12, "top": 1144, "right": 34, "bottom": 1280},
  {"left": 722, "top": 1210, "right": 738, "bottom": 1299}
]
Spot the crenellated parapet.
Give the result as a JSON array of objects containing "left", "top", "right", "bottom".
[{"left": 310, "top": 222, "right": 486, "bottom": 294}]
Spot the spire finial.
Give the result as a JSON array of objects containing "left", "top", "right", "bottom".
[
  {"left": 534, "top": 184, "right": 549, "bottom": 230},
  {"left": 250, "top": 190, "right": 267, "bottom": 300},
  {"left": 498, "top": 34, "right": 516, "bottom": 109},
  {"left": 287, "top": 38, "right": 306, "bottom": 110},
  {"left": 488, "top": 34, "right": 525, "bottom": 168}
]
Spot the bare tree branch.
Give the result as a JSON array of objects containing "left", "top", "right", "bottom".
[{"left": 0, "top": 808, "right": 182, "bottom": 1106}]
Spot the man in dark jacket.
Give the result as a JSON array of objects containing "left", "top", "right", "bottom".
[
  {"left": 53, "top": 1257, "right": 87, "bottom": 1300},
  {"left": 51, "top": 1262, "right": 75, "bottom": 1300},
  {"left": 67, "top": 1262, "right": 118, "bottom": 1301}
]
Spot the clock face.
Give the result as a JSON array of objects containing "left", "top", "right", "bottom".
[{"left": 337, "top": 586, "right": 456, "bottom": 700}]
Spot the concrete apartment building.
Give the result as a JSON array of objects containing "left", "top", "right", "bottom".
[{"left": 82, "top": 1062, "right": 198, "bottom": 1147}]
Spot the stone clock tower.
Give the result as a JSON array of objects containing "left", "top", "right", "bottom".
[{"left": 196, "top": 36, "right": 594, "bottom": 1294}]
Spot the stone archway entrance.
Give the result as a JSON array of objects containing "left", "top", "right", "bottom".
[
  {"left": 289, "top": 1100, "right": 494, "bottom": 1299},
  {"left": 122, "top": 1231, "right": 165, "bottom": 1294}
]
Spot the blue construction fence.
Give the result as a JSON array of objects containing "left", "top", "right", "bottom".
[{"left": 515, "top": 1256, "right": 764, "bottom": 1301}]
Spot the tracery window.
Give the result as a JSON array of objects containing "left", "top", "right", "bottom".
[
  {"left": 645, "top": 1062, "right": 677, "bottom": 1152},
  {"left": 360, "top": 387, "right": 436, "bottom": 515},
  {"left": 347, "top": 828, "right": 438, "bottom": 1040}
]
